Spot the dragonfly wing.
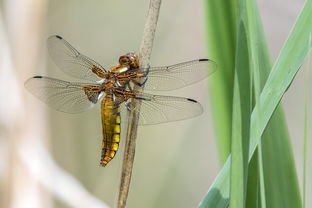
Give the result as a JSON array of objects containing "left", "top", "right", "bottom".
[
  {"left": 142, "top": 59, "right": 216, "bottom": 91},
  {"left": 120, "top": 92, "right": 203, "bottom": 125},
  {"left": 25, "top": 76, "right": 102, "bottom": 113},
  {"left": 47, "top": 35, "right": 106, "bottom": 82}
]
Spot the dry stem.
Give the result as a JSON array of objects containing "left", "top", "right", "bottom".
[{"left": 116, "top": 0, "right": 162, "bottom": 207}]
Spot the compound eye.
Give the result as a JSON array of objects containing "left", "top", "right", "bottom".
[{"left": 119, "top": 56, "right": 130, "bottom": 65}]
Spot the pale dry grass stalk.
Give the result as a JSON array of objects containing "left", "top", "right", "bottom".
[
  {"left": 1, "top": 0, "right": 48, "bottom": 207},
  {"left": 116, "top": 0, "right": 162, "bottom": 207}
]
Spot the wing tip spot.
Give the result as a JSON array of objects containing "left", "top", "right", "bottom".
[
  {"left": 33, "top": 76, "right": 43, "bottom": 78},
  {"left": 187, "top": 98, "right": 197, "bottom": 103},
  {"left": 136, "top": 97, "right": 148, "bottom": 101},
  {"left": 199, "top": 58, "right": 209, "bottom": 62},
  {"left": 55, "top": 35, "right": 63, "bottom": 39}
]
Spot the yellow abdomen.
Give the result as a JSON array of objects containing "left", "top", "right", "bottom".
[{"left": 100, "top": 94, "right": 121, "bottom": 166}]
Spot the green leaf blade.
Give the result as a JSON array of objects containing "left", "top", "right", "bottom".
[
  {"left": 201, "top": 0, "right": 312, "bottom": 207},
  {"left": 204, "top": 0, "right": 239, "bottom": 163},
  {"left": 230, "top": 20, "right": 251, "bottom": 208}
]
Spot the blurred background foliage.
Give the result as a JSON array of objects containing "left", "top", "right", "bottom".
[{"left": 0, "top": 0, "right": 310, "bottom": 208}]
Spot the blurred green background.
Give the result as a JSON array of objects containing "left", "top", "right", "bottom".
[{"left": 0, "top": 0, "right": 309, "bottom": 208}]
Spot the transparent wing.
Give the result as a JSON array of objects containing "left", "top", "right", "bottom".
[
  {"left": 121, "top": 92, "right": 203, "bottom": 125},
  {"left": 25, "top": 76, "right": 102, "bottom": 113},
  {"left": 47, "top": 35, "right": 106, "bottom": 82},
  {"left": 142, "top": 59, "right": 217, "bottom": 91}
]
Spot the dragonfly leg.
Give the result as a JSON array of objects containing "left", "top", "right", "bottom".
[
  {"left": 132, "top": 77, "right": 148, "bottom": 87},
  {"left": 127, "top": 83, "right": 133, "bottom": 92},
  {"left": 112, "top": 93, "right": 117, "bottom": 102},
  {"left": 125, "top": 100, "right": 132, "bottom": 111},
  {"left": 130, "top": 64, "right": 149, "bottom": 87},
  {"left": 91, "top": 65, "right": 107, "bottom": 78}
]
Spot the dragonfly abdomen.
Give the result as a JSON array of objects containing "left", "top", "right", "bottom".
[{"left": 100, "top": 95, "right": 121, "bottom": 167}]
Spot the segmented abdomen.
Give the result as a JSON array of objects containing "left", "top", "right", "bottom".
[{"left": 100, "top": 94, "right": 121, "bottom": 166}]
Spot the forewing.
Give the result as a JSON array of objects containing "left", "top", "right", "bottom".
[
  {"left": 121, "top": 92, "right": 203, "bottom": 125},
  {"left": 25, "top": 76, "right": 102, "bottom": 113},
  {"left": 47, "top": 35, "right": 106, "bottom": 82},
  {"left": 142, "top": 59, "right": 216, "bottom": 91}
]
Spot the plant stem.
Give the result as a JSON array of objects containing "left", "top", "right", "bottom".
[{"left": 116, "top": 1, "right": 162, "bottom": 207}]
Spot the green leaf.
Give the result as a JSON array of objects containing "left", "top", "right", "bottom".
[
  {"left": 199, "top": 158, "right": 230, "bottom": 207},
  {"left": 204, "top": 0, "right": 239, "bottom": 163},
  {"left": 200, "top": 0, "right": 312, "bottom": 207},
  {"left": 244, "top": 1, "right": 300, "bottom": 208},
  {"left": 230, "top": 21, "right": 251, "bottom": 208},
  {"left": 247, "top": 2, "right": 312, "bottom": 159}
]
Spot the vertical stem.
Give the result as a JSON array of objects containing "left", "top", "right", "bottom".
[{"left": 116, "top": 0, "right": 162, "bottom": 208}]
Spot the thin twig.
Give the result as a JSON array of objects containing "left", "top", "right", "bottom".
[{"left": 116, "top": 0, "right": 162, "bottom": 207}]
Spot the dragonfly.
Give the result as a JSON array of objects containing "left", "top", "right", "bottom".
[{"left": 25, "top": 35, "right": 216, "bottom": 166}]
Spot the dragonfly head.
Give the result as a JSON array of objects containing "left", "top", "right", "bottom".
[{"left": 119, "top": 53, "right": 139, "bottom": 69}]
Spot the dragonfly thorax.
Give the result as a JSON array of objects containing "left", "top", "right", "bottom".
[
  {"left": 109, "top": 65, "right": 130, "bottom": 73},
  {"left": 102, "top": 76, "right": 126, "bottom": 92}
]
